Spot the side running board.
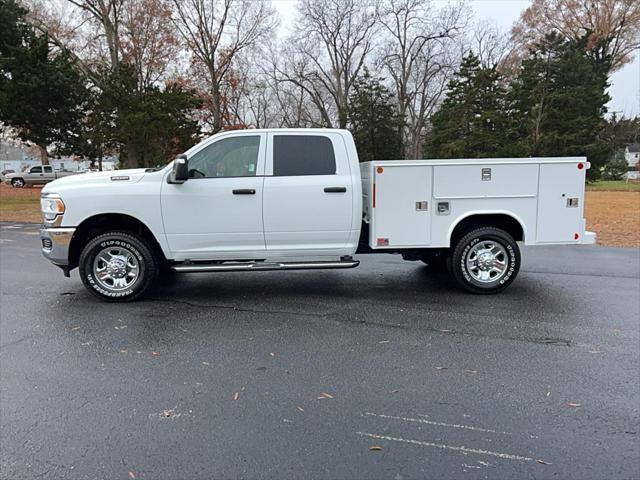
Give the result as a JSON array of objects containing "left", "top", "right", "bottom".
[{"left": 171, "top": 259, "right": 360, "bottom": 273}]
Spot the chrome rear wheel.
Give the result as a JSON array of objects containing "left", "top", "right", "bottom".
[
  {"left": 465, "top": 240, "right": 508, "bottom": 283},
  {"left": 449, "top": 227, "right": 520, "bottom": 294}
]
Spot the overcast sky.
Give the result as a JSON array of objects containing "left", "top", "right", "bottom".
[{"left": 273, "top": 0, "right": 640, "bottom": 117}]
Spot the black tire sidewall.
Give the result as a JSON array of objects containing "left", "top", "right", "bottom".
[
  {"left": 79, "top": 232, "right": 158, "bottom": 301},
  {"left": 451, "top": 228, "right": 520, "bottom": 294},
  {"left": 11, "top": 178, "right": 24, "bottom": 188}
]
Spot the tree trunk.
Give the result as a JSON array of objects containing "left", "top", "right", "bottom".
[
  {"left": 210, "top": 82, "right": 223, "bottom": 133},
  {"left": 37, "top": 145, "right": 49, "bottom": 165}
]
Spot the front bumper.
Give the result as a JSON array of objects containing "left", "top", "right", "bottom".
[{"left": 40, "top": 227, "right": 76, "bottom": 274}]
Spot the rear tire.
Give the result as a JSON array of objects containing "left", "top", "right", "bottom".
[
  {"left": 448, "top": 227, "right": 520, "bottom": 294},
  {"left": 79, "top": 231, "right": 159, "bottom": 302}
]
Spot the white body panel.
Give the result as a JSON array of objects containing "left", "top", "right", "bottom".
[
  {"left": 160, "top": 131, "right": 267, "bottom": 260},
  {"left": 373, "top": 165, "right": 432, "bottom": 247},
  {"left": 361, "top": 157, "right": 590, "bottom": 249},
  {"left": 42, "top": 168, "right": 171, "bottom": 255},
  {"left": 262, "top": 131, "right": 357, "bottom": 257},
  {"left": 536, "top": 163, "right": 586, "bottom": 243}
]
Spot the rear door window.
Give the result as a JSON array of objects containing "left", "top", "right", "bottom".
[{"left": 273, "top": 135, "right": 336, "bottom": 176}]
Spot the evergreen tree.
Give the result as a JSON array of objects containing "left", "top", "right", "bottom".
[
  {"left": 0, "top": 0, "right": 89, "bottom": 163},
  {"left": 601, "top": 150, "right": 629, "bottom": 181},
  {"left": 509, "top": 34, "right": 610, "bottom": 179},
  {"left": 425, "top": 53, "right": 512, "bottom": 159},
  {"left": 347, "top": 70, "right": 403, "bottom": 162},
  {"left": 88, "top": 64, "right": 201, "bottom": 169}
]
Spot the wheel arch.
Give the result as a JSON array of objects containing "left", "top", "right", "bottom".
[
  {"left": 69, "top": 213, "right": 167, "bottom": 270},
  {"left": 447, "top": 211, "right": 527, "bottom": 246}
]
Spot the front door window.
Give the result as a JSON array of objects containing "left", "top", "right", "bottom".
[{"left": 188, "top": 136, "right": 260, "bottom": 178}]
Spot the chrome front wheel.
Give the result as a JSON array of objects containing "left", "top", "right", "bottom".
[{"left": 93, "top": 246, "right": 140, "bottom": 292}]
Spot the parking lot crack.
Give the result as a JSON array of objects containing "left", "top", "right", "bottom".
[{"left": 146, "top": 297, "right": 329, "bottom": 318}]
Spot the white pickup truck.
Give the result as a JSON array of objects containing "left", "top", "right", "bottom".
[{"left": 40, "top": 128, "right": 595, "bottom": 301}]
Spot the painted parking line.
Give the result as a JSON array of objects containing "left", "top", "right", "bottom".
[
  {"left": 363, "top": 412, "right": 506, "bottom": 435},
  {"left": 356, "top": 431, "right": 533, "bottom": 462}
]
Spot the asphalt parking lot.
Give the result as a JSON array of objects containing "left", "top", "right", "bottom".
[{"left": 1, "top": 222, "right": 639, "bottom": 479}]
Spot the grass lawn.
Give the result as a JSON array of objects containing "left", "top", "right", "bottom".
[
  {"left": 586, "top": 180, "right": 640, "bottom": 192},
  {"left": 585, "top": 191, "right": 640, "bottom": 248},
  {"left": 0, "top": 184, "right": 42, "bottom": 223}
]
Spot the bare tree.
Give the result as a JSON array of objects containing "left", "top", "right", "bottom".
[
  {"left": 470, "top": 20, "right": 514, "bottom": 69},
  {"left": 62, "top": 0, "right": 125, "bottom": 69},
  {"left": 121, "top": 0, "right": 180, "bottom": 90},
  {"left": 277, "top": 0, "right": 379, "bottom": 129},
  {"left": 171, "top": 0, "right": 278, "bottom": 133},
  {"left": 26, "top": 0, "right": 180, "bottom": 88},
  {"left": 511, "top": 0, "right": 640, "bottom": 72},
  {"left": 379, "top": 0, "right": 468, "bottom": 158}
]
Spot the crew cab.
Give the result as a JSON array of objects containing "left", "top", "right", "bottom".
[
  {"left": 39, "top": 128, "right": 595, "bottom": 301},
  {"left": 5, "top": 164, "right": 80, "bottom": 187}
]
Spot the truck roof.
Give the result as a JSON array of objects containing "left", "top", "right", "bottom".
[{"left": 216, "top": 128, "right": 351, "bottom": 135}]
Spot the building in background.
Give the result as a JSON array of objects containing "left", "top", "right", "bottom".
[{"left": 624, "top": 143, "right": 640, "bottom": 180}]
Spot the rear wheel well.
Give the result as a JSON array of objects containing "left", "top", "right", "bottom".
[
  {"left": 450, "top": 214, "right": 524, "bottom": 245},
  {"left": 69, "top": 214, "right": 166, "bottom": 269}
]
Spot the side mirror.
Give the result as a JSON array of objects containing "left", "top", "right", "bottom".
[{"left": 168, "top": 154, "right": 188, "bottom": 184}]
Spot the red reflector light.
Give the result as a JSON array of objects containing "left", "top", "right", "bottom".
[
  {"left": 577, "top": 163, "right": 584, "bottom": 170},
  {"left": 574, "top": 233, "right": 579, "bottom": 240}
]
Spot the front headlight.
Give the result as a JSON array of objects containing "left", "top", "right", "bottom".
[{"left": 41, "top": 194, "right": 65, "bottom": 222}]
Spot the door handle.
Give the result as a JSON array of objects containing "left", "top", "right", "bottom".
[
  {"left": 232, "top": 189, "right": 256, "bottom": 195},
  {"left": 324, "top": 187, "right": 347, "bottom": 193}
]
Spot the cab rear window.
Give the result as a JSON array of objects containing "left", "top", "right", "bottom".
[{"left": 273, "top": 135, "right": 336, "bottom": 176}]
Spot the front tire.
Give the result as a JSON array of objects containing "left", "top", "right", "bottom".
[
  {"left": 448, "top": 227, "right": 520, "bottom": 294},
  {"left": 79, "top": 231, "right": 159, "bottom": 302},
  {"left": 11, "top": 178, "right": 25, "bottom": 188}
]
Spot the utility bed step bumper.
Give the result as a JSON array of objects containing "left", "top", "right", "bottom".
[{"left": 171, "top": 259, "right": 360, "bottom": 273}]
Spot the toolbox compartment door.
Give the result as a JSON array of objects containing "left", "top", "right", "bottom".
[
  {"left": 373, "top": 165, "right": 432, "bottom": 247},
  {"left": 536, "top": 163, "right": 585, "bottom": 243}
]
